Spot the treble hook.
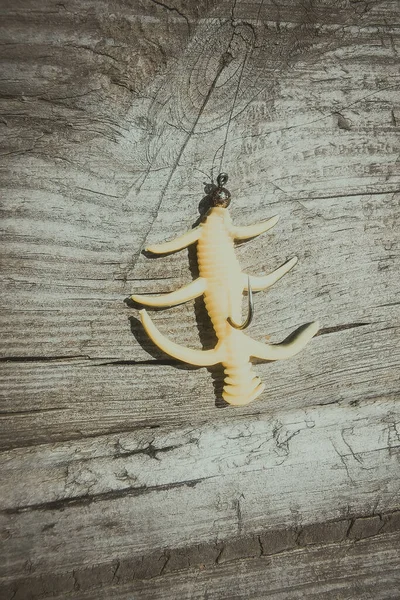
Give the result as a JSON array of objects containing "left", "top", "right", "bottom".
[{"left": 227, "top": 277, "right": 254, "bottom": 330}]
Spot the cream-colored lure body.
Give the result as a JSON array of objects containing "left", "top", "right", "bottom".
[{"left": 132, "top": 178, "right": 319, "bottom": 406}]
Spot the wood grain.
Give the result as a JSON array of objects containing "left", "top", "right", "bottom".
[
  {"left": 1, "top": 0, "right": 399, "bottom": 597},
  {"left": 49, "top": 532, "right": 400, "bottom": 600}
]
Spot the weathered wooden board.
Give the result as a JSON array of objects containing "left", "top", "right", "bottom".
[
  {"left": 39, "top": 532, "right": 400, "bottom": 600},
  {"left": 1, "top": 400, "right": 399, "bottom": 585},
  {"left": 3, "top": 529, "right": 400, "bottom": 599},
  {"left": 1, "top": 0, "right": 400, "bottom": 597}
]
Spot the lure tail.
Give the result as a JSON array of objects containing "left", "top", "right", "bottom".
[{"left": 222, "top": 360, "right": 265, "bottom": 406}]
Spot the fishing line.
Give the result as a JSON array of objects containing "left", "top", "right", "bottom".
[
  {"left": 216, "top": 47, "right": 250, "bottom": 179},
  {"left": 212, "top": 0, "right": 264, "bottom": 181}
]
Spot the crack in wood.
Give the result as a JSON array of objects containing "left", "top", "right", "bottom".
[
  {"left": 147, "top": 0, "right": 191, "bottom": 34},
  {"left": 0, "top": 407, "right": 68, "bottom": 417},
  {"left": 113, "top": 439, "right": 185, "bottom": 461},
  {"left": 2, "top": 477, "right": 211, "bottom": 515},
  {"left": 0, "top": 355, "right": 91, "bottom": 363},
  {"left": 0, "top": 356, "right": 181, "bottom": 366},
  {"left": 317, "top": 322, "right": 370, "bottom": 336},
  {"left": 96, "top": 358, "right": 181, "bottom": 367}
]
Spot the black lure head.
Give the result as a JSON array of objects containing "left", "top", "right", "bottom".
[{"left": 211, "top": 173, "right": 231, "bottom": 208}]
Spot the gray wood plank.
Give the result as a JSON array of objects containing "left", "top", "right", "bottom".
[
  {"left": 5, "top": 532, "right": 399, "bottom": 600},
  {"left": 1, "top": 400, "right": 399, "bottom": 582}
]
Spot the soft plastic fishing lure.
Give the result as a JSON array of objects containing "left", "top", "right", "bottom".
[{"left": 132, "top": 174, "right": 319, "bottom": 406}]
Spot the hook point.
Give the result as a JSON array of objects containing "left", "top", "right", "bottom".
[{"left": 227, "top": 276, "right": 254, "bottom": 330}]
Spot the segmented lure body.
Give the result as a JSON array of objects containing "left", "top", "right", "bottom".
[
  {"left": 131, "top": 175, "right": 319, "bottom": 406},
  {"left": 197, "top": 208, "right": 264, "bottom": 404}
]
